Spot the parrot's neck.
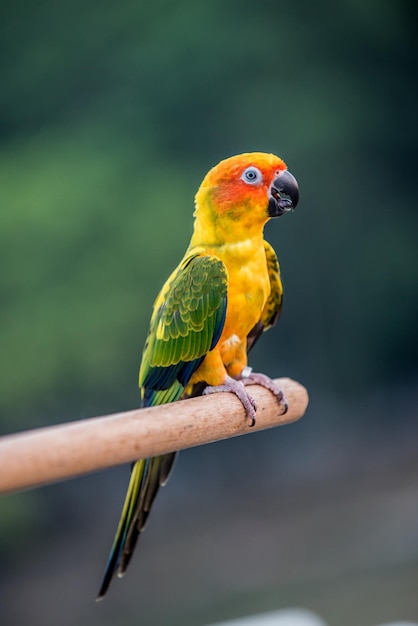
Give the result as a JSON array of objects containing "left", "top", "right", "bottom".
[{"left": 191, "top": 200, "right": 268, "bottom": 247}]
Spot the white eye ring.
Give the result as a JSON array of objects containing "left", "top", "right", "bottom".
[{"left": 241, "top": 166, "right": 263, "bottom": 185}]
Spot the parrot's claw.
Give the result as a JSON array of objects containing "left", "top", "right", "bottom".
[
  {"left": 241, "top": 372, "right": 288, "bottom": 415},
  {"left": 203, "top": 375, "right": 257, "bottom": 427}
]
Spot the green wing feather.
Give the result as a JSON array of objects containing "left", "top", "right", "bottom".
[
  {"left": 97, "top": 252, "right": 227, "bottom": 599},
  {"left": 247, "top": 240, "right": 283, "bottom": 353},
  {"left": 139, "top": 252, "right": 228, "bottom": 403}
]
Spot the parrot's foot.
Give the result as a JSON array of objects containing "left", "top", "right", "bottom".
[
  {"left": 203, "top": 375, "right": 257, "bottom": 427},
  {"left": 241, "top": 369, "right": 288, "bottom": 416}
]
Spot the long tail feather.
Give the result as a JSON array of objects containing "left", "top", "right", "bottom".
[
  {"left": 97, "top": 452, "right": 177, "bottom": 600},
  {"left": 98, "top": 360, "right": 193, "bottom": 598},
  {"left": 96, "top": 459, "right": 147, "bottom": 600}
]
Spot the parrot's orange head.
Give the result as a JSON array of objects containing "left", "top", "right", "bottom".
[{"left": 194, "top": 152, "right": 298, "bottom": 243}]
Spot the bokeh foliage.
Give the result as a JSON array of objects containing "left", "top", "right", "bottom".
[{"left": 1, "top": 0, "right": 417, "bottom": 624}]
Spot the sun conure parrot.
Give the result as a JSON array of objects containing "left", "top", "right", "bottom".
[{"left": 97, "top": 152, "right": 299, "bottom": 599}]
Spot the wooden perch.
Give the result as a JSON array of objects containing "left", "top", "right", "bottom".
[{"left": 0, "top": 377, "right": 308, "bottom": 494}]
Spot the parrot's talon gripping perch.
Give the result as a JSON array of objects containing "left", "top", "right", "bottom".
[
  {"left": 203, "top": 375, "right": 257, "bottom": 427},
  {"left": 241, "top": 372, "right": 288, "bottom": 416}
]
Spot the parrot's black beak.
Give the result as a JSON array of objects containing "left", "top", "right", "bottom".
[{"left": 268, "top": 170, "right": 299, "bottom": 217}]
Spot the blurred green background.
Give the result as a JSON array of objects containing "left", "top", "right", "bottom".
[{"left": 1, "top": 0, "right": 417, "bottom": 624}]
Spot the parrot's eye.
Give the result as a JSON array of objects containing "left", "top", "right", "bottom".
[{"left": 241, "top": 166, "right": 263, "bottom": 185}]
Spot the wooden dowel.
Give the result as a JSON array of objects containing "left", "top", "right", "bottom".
[{"left": 0, "top": 378, "right": 308, "bottom": 494}]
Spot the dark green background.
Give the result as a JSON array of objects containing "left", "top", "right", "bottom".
[{"left": 1, "top": 1, "right": 417, "bottom": 625}]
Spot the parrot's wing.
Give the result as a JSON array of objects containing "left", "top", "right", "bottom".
[
  {"left": 97, "top": 253, "right": 228, "bottom": 599},
  {"left": 246, "top": 240, "right": 283, "bottom": 353},
  {"left": 139, "top": 251, "right": 228, "bottom": 404}
]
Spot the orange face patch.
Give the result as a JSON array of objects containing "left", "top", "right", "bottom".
[{"left": 197, "top": 152, "right": 287, "bottom": 216}]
